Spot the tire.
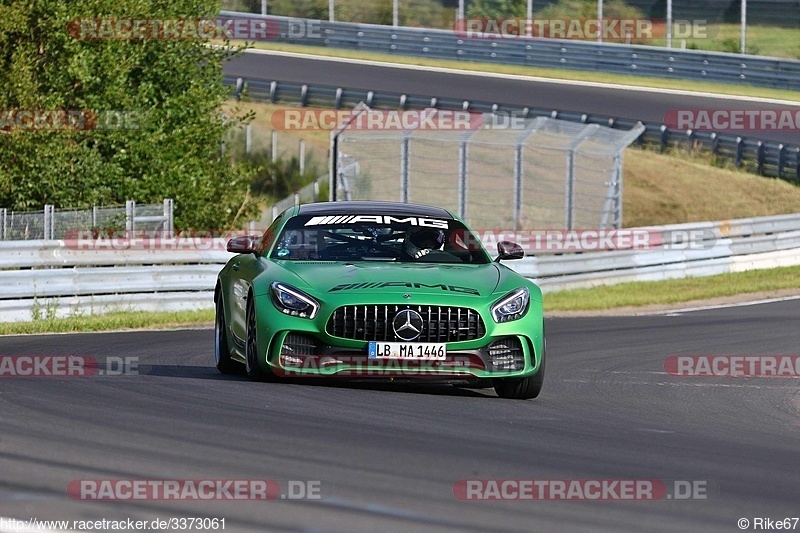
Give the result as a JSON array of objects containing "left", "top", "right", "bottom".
[
  {"left": 245, "top": 296, "right": 271, "bottom": 381},
  {"left": 214, "top": 294, "right": 238, "bottom": 374},
  {"left": 493, "top": 354, "right": 545, "bottom": 400}
]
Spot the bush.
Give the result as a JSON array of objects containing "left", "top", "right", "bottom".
[{"left": 0, "top": 0, "right": 258, "bottom": 231}]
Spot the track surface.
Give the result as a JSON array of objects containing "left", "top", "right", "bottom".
[
  {"left": 224, "top": 51, "right": 800, "bottom": 146},
  {"left": 2, "top": 300, "right": 800, "bottom": 531}
]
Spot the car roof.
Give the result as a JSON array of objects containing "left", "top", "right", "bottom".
[{"left": 296, "top": 201, "right": 454, "bottom": 219}]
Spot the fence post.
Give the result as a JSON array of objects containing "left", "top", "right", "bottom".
[
  {"left": 163, "top": 199, "right": 174, "bottom": 238},
  {"left": 513, "top": 118, "right": 540, "bottom": 232},
  {"left": 272, "top": 130, "right": 278, "bottom": 163},
  {"left": 125, "top": 200, "right": 135, "bottom": 237},
  {"left": 43, "top": 204, "right": 53, "bottom": 240},
  {"left": 513, "top": 143, "right": 523, "bottom": 232},
  {"left": 92, "top": 205, "right": 97, "bottom": 230},
  {"left": 246, "top": 123, "right": 252, "bottom": 154},
  {"left": 313, "top": 179, "right": 320, "bottom": 202},
  {"left": 400, "top": 132, "right": 410, "bottom": 203},
  {"left": 564, "top": 124, "right": 599, "bottom": 230},
  {"left": 777, "top": 144, "right": 785, "bottom": 179},
  {"left": 458, "top": 139, "right": 468, "bottom": 220},
  {"left": 0, "top": 208, "right": 5, "bottom": 241},
  {"left": 565, "top": 151, "right": 575, "bottom": 230},
  {"left": 299, "top": 139, "right": 306, "bottom": 174}
]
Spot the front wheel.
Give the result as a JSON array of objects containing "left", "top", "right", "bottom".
[
  {"left": 245, "top": 296, "right": 271, "bottom": 381},
  {"left": 494, "top": 355, "right": 545, "bottom": 400}
]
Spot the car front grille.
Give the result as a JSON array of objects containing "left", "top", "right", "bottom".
[{"left": 326, "top": 305, "right": 486, "bottom": 342}]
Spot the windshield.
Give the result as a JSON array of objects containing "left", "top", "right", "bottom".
[{"left": 270, "top": 214, "right": 491, "bottom": 264}]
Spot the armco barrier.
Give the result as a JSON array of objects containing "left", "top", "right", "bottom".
[
  {"left": 224, "top": 77, "right": 800, "bottom": 182},
  {"left": 220, "top": 11, "right": 800, "bottom": 91},
  {"left": 3, "top": 212, "right": 800, "bottom": 321}
]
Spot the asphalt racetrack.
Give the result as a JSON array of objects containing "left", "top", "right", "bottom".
[
  {"left": 2, "top": 299, "right": 799, "bottom": 532},
  {"left": 224, "top": 51, "right": 800, "bottom": 146}
]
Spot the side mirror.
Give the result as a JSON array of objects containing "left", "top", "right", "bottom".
[
  {"left": 495, "top": 241, "right": 525, "bottom": 262},
  {"left": 227, "top": 235, "right": 259, "bottom": 254}
]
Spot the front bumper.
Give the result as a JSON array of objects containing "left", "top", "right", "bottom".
[{"left": 253, "top": 294, "right": 544, "bottom": 380}]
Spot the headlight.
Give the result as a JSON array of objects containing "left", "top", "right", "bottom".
[
  {"left": 270, "top": 282, "right": 319, "bottom": 319},
  {"left": 491, "top": 288, "right": 529, "bottom": 323}
]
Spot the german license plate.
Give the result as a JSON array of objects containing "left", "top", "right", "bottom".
[{"left": 368, "top": 342, "right": 446, "bottom": 360}]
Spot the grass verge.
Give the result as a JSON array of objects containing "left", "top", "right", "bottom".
[
  {"left": 3, "top": 265, "right": 800, "bottom": 336},
  {"left": 544, "top": 264, "right": 800, "bottom": 311},
  {"left": 0, "top": 309, "right": 214, "bottom": 336}
]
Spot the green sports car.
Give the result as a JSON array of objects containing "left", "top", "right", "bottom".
[{"left": 214, "top": 201, "right": 545, "bottom": 399}]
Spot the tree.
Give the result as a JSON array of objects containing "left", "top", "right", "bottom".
[{"left": 0, "top": 0, "right": 257, "bottom": 230}]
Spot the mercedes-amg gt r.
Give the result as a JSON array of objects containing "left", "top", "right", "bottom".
[{"left": 214, "top": 201, "right": 545, "bottom": 399}]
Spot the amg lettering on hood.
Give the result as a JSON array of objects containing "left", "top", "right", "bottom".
[
  {"left": 329, "top": 282, "right": 480, "bottom": 295},
  {"left": 304, "top": 215, "right": 449, "bottom": 229}
]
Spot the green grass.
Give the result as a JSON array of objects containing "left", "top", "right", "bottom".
[
  {"left": 0, "top": 309, "right": 214, "bottom": 336},
  {"left": 2, "top": 265, "right": 799, "bottom": 335},
  {"left": 235, "top": 41, "right": 800, "bottom": 103},
  {"left": 544, "top": 265, "right": 800, "bottom": 311}
]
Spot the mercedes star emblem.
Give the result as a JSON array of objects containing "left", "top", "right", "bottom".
[{"left": 392, "top": 309, "right": 424, "bottom": 341}]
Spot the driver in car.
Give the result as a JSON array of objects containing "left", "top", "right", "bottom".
[{"left": 401, "top": 227, "right": 446, "bottom": 260}]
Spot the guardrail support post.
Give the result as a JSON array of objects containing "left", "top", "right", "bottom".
[
  {"left": 235, "top": 77, "right": 244, "bottom": 101},
  {"left": 272, "top": 130, "right": 278, "bottom": 162},
  {"left": 735, "top": 137, "right": 744, "bottom": 168},
  {"left": 300, "top": 84, "right": 308, "bottom": 107},
  {"left": 796, "top": 148, "right": 800, "bottom": 183},
  {"left": 400, "top": 132, "right": 410, "bottom": 203},
  {"left": 269, "top": 81, "right": 277, "bottom": 104}
]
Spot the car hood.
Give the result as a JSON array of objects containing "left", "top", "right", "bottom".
[{"left": 278, "top": 261, "right": 503, "bottom": 298}]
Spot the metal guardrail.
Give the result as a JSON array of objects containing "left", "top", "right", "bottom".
[
  {"left": 220, "top": 11, "right": 800, "bottom": 91},
  {"left": 225, "top": 77, "right": 800, "bottom": 182},
  {"left": 3, "top": 212, "right": 800, "bottom": 321}
]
